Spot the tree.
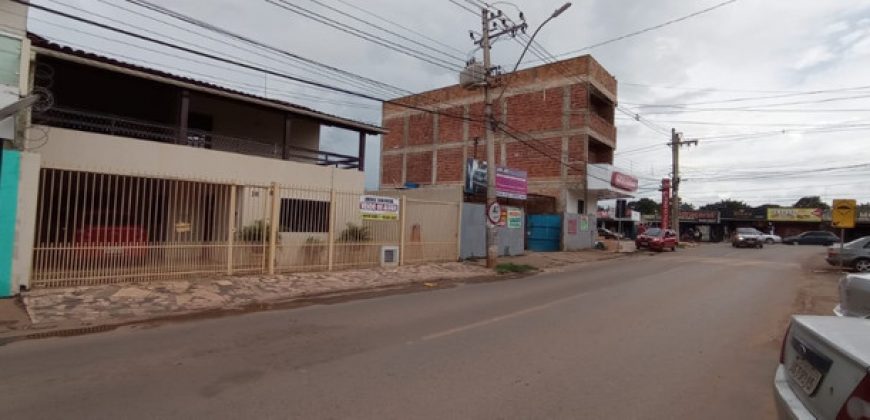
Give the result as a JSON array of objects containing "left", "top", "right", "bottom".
[
  {"left": 699, "top": 199, "right": 751, "bottom": 212},
  {"left": 793, "top": 196, "right": 830, "bottom": 209},
  {"left": 627, "top": 198, "right": 659, "bottom": 215},
  {"left": 680, "top": 202, "right": 696, "bottom": 211}
]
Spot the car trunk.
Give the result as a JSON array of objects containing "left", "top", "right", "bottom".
[{"left": 782, "top": 316, "right": 870, "bottom": 419}]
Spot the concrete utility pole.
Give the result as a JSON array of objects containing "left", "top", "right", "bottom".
[
  {"left": 470, "top": 4, "right": 569, "bottom": 268},
  {"left": 668, "top": 128, "right": 697, "bottom": 239},
  {"left": 481, "top": 8, "right": 498, "bottom": 268}
]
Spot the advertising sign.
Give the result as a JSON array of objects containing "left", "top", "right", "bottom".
[
  {"left": 567, "top": 218, "right": 578, "bottom": 235},
  {"left": 359, "top": 195, "right": 400, "bottom": 221},
  {"left": 611, "top": 171, "right": 639, "bottom": 192},
  {"left": 767, "top": 208, "right": 823, "bottom": 222},
  {"left": 679, "top": 211, "right": 720, "bottom": 223},
  {"left": 661, "top": 178, "right": 671, "bottom": 229},
  {"left": 464, "top": 159, "right": 528, "bottom": 200},
  {"left": 507, "top": 207, "right": 523, "bottom": 229},
  {"left": 579, "top": 214, "right": 589, "bottom": 231},
  {"left": 832, "top": 199, "right": 857, "bottom": 229},
  {"left": 486, "top": 201, "right": 501, "bottom": 225}
]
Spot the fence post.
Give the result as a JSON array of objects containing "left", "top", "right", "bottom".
[
  {"left": 399, "top": 195, "right": 407, "bottom": 266},
  {"left": 227, "top": 184, "right": 236, "bottom": 275},
  {"left": 327, "top": 188, "right": 337, "bottom": 271},
  {"left": 267, "top": 182, "right": 279, "bottom": 275}
]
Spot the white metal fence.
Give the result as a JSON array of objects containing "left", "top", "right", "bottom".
[{"left": 31, "top": 168, "right": 460, "bottom": 288}]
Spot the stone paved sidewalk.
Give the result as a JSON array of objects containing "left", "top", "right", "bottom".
[{"left": 22, "top": 262, "right": 490, "bottom": 326}]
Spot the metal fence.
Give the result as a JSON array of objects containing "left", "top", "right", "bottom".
[{"left": 31, "top": 168, "right": 460, "bottom": 288}]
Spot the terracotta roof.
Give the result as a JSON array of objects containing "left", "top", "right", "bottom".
[{"left": 27, "top": 33, "right": 385, "bottom": 135}]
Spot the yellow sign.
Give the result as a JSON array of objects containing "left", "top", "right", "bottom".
[
  {"left": 767, "top": 208, "right": 823, "bottom": 222},
  {"left": 832, "top": 199, "right": 857, "bottom": 229}
]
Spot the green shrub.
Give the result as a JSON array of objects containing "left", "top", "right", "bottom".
[
  {"left": 495, "top": 263, "right": 537, "bottom": 274},
  {"left": 338, "top": 223, "right": 371, "bottom": 243}
]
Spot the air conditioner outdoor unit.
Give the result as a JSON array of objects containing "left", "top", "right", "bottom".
[{"left": 380, "top": 246, "right": 399, "bottom": 267}]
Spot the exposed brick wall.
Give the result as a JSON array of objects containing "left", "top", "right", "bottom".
[
  {"left": 567, "top": 136, "right": 586, "bottom": 177},
  {"left": 438, "top": 105, "right": 464, "bottom": 143},
  {"left": 381, "top": 154, "right": 403, "bottom": 187},
  {"left": 382, "top": 117, "right": 405, "bottom": 150},
  {"left": 436, "top": 147, "right": 463, "bottom": 183},
  {"left": 506, "top": 87, "right": 563, "bottom": 133},
  {"left": 589, "top": 115, "right": 616, "bottom": 143},
  {"left": 468, "top": 102, "right": 502, "bottom": 139},
  {"left": 504, "top": 138, "right": 563, "bottom": 178},
  {"left": 405, "top": 151, "right": 433, "bottom": 184},
  {"left": 407, "top": 113, "right": 433, "bottom": 146}
]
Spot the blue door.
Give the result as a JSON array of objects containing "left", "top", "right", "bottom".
[{"left": 527, "top": 214, "right": 562, "bottom": 252}]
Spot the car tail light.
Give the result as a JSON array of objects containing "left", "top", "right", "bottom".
[
  {"left": 779, "top": 323, "right": 792, "bottom": 364},
  {"left": 837, "top": 373, "right": 870, "bottom": 420}
]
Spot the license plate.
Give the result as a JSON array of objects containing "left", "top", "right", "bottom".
[
  {"left": 788, "top": 357, "right": 823, "bottom": 395},
  {"left": 640, "top": 242, "right": 648, "bottom": 246}
]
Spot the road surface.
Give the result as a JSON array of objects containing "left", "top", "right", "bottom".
[{"left": 0, "top": 244, "right": 831, "bottom": 419}]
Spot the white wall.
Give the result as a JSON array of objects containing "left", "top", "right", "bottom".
[{"left": 33, "top": 126, "right": 365, "bottom": 191}]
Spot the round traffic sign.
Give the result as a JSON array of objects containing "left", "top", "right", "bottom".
[{"left": 486, "top": 201, "right": 501, "bottom": 224}]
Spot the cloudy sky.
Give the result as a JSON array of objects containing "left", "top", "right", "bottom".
[{"left": 15, "top": 0, "right": 870, "bottom": 207}]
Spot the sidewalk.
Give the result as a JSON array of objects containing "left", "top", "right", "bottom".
[
  {"left": 496, "top": 247, "right": 633, "bottom": 273},
  {"left": 3, "top": 249, "right": 631, "bottom": 337}
]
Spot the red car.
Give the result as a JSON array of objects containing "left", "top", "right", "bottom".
[
  {"left": 74, "top": 212, "right": 149, "bottom": 260},
  {"left": 635, "top": 228, "right": 678, "bottom": 252}
]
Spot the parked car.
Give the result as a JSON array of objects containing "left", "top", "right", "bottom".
[
  {"left": 635, "top": 227, "right": 677, "bottom": 252},
  {"left": 782, "top": 230, "right": 840, "bottom": 246},
  {"left": 834, "top": 273, "right": 870, "bottom": 318},
  {"left": 732, "top": 227, "right": 764, "bottom": 248},
  {"left": 827, "top": 236, "right": 870, "bottom": 272},
  {"left": 597, "top": 227, "right": 622, "bottom": 240},
  {"left": 774, "top": 315, "right": 870, "bottom": 419},
  {"left": 74, "top": 212, "right": 149, "bottom": 260}
]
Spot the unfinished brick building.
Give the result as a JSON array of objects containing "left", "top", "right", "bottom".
[{"left": 380, "top": 55, "right": 622, "bottom": 215}]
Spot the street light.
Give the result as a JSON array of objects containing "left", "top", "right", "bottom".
[{"left": 478, "top": 3, "right": 571, "bottom": 268}]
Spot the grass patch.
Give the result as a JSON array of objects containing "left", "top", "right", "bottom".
[{"left": 495, "top": 263, "right": 537, "bottom": 274}]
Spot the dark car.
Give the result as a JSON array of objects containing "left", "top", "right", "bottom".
[
  {"left": 782, "top": 230, "right": 840, "bottom": 246},
  {"left": 732, "top": 227, "right": 763, "bottom": 248},
  {"left": 635, "top": 227, "right": 677, "bottom": 252}
]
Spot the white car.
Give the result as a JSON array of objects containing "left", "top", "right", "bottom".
[
  {"left": 834, "top": 273, "right": 870, "bottom": 318},
  {"left": 774, "top": 315, "right": 870, "bottom": 419}
]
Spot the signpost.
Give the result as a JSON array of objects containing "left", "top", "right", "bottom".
[{"left": 832, "top": 199, "right": 857, "bottom": 272}]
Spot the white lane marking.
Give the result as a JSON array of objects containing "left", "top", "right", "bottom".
[{"left": 420, "top": 292, "right": 589, "bottom": 341}]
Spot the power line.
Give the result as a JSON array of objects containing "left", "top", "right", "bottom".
[
  {"left": 302, "top": 0, "right": 467, "bottom": 62},
  {"left": 263, "top": 0, "right": 465, "bottom": 72},
  {"left": 528, "top": 0, "right": 739, "bottom": 62},
  {"left": 621, "top": 85, "right": 870, "bottom": 107}
]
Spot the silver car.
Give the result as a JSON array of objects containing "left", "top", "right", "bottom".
[
  {"left": 774, "top": 315, "right": 870, "bottom": 419},
  {"left": 834, "top": 273, "right": 870, "bottom": 318},
  {"left": 826, "top": 236, "right": 870, "bottom": 272}
]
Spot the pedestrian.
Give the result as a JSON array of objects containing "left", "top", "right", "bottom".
[{"left": 694, "top": 228, "right": 702, "bottom": 242}]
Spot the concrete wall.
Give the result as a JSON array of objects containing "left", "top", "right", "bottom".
[
  {"left": 33, "top": 126, "right": 364, "bottom": 190},
  {"left": 10, "top": 152, "right": 38, "bottom": 292},
  {"left": 0, "top": 1, "right": 27, "bottom": 38},
  {"left": 563, "top": 213, "right": 596, "bottom": 251},
  {"left": 460, "top": 203, "right": 524, "bottom": 259}
]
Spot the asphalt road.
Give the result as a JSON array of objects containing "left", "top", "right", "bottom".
[{"left": 0, "top": 244, "right": 831, "bottom": 419}]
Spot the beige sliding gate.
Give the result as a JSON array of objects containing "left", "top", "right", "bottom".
[{"left": 31, "top": 169, "right": 460, "bottom": 288}]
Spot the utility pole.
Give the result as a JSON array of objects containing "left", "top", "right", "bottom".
[
  {"left": 668, "top": 128, "right": 697, "bottom": 239},
  {"left": 481, "top": 8, "right": 498, "bottom": 268},
  {"left": 466, "top": 5, "right": 568, "bottom": 268}
]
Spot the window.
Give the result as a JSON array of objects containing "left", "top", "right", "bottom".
[
  {"left": 279, "top": 199, "right": 330, "bottom": 232},
  {"left": 0, "top": 35, "right": 21, "bottom": 87},
  {"left": 577, "top": 200, "right": 585, "bottom": 214}
]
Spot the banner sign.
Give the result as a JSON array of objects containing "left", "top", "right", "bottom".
[
  {"left": 580, "top": 214, "right": 590, "bottom": 231},
  {"left": 679, "top": 211, "right": 720, "bottom": 223},
  {"left": 507, "top": 207, "right": 523, "bottom": 229},
  {"left": 464, "top": 159, "right": 528, "bottom": 200},
  {"left": 661, "top": 178, "right": 671, "bottom": 229},
  {"left": 611, "top": 171, "right": 639, "bottom": 192},
  {"left": 360, "top": 195, "right": 400, "bottom": 221},
  {"left": 767, "top": 208, "right": 823, "bottom": 222}
]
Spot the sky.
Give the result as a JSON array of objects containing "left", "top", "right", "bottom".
[{"left": 14, "top": 0, "right": 870, "bottom": 207}]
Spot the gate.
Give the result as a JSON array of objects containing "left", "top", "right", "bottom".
[{"left": 527, "top": 214, "right": 562, "bottom": 252}]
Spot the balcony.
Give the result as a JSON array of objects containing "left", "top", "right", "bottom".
[{"left": 33, "top": 107, "right": 361, "bottom": 170}]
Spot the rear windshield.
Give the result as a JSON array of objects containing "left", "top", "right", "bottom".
[{"left": 737, "top": 228, "right": 757, "bottom": 234}]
